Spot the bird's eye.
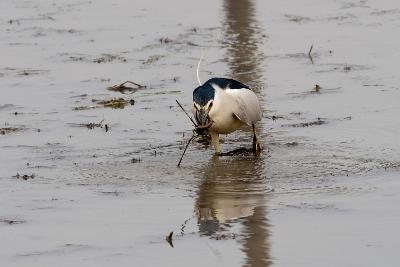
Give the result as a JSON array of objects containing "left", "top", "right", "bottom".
[{"left": 209, "top": 101, "right": 213, "bottom": 108}]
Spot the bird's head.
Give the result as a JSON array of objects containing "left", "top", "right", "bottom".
[{"left": 192, "top": 83, "right": 215, "bottom": 127}]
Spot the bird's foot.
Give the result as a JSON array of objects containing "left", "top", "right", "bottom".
[{"left": 253, "top": 141, "right": 262, "bottom": 154}]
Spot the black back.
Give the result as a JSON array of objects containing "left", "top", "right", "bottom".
[
  {"left": 205, "top": 77, "right": 250, "bottom": 90},
  {"left": 193, "top": 78, "right": 250, "bottom": 106}
]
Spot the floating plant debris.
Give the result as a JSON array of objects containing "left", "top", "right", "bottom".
[
  {"left": 13, "top": 173, "right": 35, "bottom": 180},
  {"left": 108, "top": 80, "right": 146, "bottom": 94}
]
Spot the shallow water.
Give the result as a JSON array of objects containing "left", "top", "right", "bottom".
[{"left": 1, "top": 0, "right": 400, "bottom": 266}]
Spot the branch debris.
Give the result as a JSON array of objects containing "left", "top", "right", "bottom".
[
  {"left": 175, "top": 99, "right": 213, "bottom": 167},
  {"left": 108, "top": 81, "right": 146, "bottom": 94}
]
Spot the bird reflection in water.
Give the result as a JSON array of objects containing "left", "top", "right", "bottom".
[
  {"left": 193, "top": 0, "right": 270, "bottom": 265},
  {"left": 223, "top": 0, "right": 265, "bottom": 88},
  {"left": 195, "top": 155, "right": 271, "bottom": 267}
]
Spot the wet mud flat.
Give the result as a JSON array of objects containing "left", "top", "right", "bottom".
[{"left": 1, "top": 0, "right": 400, "bottom": 266}]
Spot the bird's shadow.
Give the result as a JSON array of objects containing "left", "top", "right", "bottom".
[{"left": 218, "top": 147, "right": 258, "bottom": 157}]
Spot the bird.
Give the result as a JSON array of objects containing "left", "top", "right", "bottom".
[{"left": 192, "top": 77, "right": 262, "bottom": 154}]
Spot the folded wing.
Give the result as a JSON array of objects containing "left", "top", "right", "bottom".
[{"left": 226, "top": 88, "right": 262, "bottom": 126}]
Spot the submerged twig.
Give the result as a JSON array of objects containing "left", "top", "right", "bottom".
[
  {"left": 85, "top": 119, "right": 104, "bottom": 129},
  {"left": 69, "top": 119, "right": 104, "bottom": 129},
  {"left": 308, "top": 44, "right": 313, "bottom": 56},
  {"left": 308, "top": 44, "right": 314, "bottom": 64}
]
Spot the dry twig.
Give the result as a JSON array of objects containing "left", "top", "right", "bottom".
[
  {"left": 176, "top": 99, "right": 213, "bottom": 167},
  {"left": 177, "top": 135, "right": 194, "bottom": 167}
]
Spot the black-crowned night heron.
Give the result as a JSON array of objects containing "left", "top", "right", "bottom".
[{"left": 192, "top": 77, "right": 262, "bottom": 154}]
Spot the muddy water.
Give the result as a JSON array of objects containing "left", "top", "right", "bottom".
[{"left": 1, "top": 0, "right": 400, "bottom": 266}]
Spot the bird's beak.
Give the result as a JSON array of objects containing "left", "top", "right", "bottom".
[{"left": 196, "top": 108, "right": 209, "bottom": 126}]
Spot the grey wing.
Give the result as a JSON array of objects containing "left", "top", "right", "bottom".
[{"left": 226, "top": 88, "right": 262, "bottom": 126}]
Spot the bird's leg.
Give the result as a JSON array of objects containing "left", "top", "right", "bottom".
[
  {"left": 252, "top": 124, "right": 262, "bottom": 152},
  {"left": 210, "top": 131, "right": 221, "bottom": 154}
]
